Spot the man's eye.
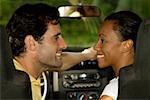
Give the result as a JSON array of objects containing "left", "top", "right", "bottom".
[{"left": 55, "top": 36, "right": 59, "bottom": 40}]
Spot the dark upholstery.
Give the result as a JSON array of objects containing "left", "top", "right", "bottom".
[
  {"left": 0, "top": 25, "right": 14, "bottom": 81},
  {"left": 0, "top": 26, "right": 32, "bottom": 99},
  {"left": 118, "top": 19, "right": 150, "bottom": 99}
]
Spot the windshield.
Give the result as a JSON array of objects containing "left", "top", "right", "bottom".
[
  {"left": 1, "top": 0, "right": 149, "bottom": 47},
  {"left": 61, "top": 17, "right": 100, "bottom": 47}
]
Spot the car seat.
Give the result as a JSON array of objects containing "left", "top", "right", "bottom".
[
  {"left": 118, "top": 19, "right": 150, "bottom": 99},
  {"left": 0, "top": 25, "right": 32, "bottom": 99}
]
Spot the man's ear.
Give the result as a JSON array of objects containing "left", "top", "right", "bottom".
[
  {"left": 24, "top": 35, "right": 36, "bottom": 51},
  {"left": 121, "top": 39, "right": 133, "bottom": 53}
]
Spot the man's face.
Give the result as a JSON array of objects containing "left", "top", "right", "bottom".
[
  {"left": 36, "top": 23, "right": 67, "bottom": 69},
  {"left": 95, "top": 20, "right": 122, "bottom": 68}
]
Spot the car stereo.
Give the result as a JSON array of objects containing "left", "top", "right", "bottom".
[{"left": 59, "top": 69, "right": 108, "bottom": 100}]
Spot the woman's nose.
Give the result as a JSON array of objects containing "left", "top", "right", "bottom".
[{"left": 95, "top": 40, "right": 102, "bottom": 51}]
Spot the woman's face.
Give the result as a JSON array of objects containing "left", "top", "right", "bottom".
[{"left": 95, "top": 20, "right": 122, "bottom": 68}]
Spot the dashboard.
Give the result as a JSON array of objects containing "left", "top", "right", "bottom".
[{"left": 50, "top": 54, "right": 114, "bottom": 100}]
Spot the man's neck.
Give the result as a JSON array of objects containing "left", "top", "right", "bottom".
[{"left": 14, "top": 56, "right": 42, "bottom": 79}]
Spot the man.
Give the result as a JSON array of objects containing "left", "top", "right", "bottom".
[
  {"left": 95, "top": 11, "right": 142, "bottom": 100},
  {"left": 6, "top": 3, "right": 96, "bottom": 100}
]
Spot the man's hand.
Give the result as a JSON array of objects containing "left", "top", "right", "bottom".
[
  {"left": 82, "top": 47, "right": 97, "bottom": 60},
  {"left": 51, "top": 47, "right": 97, "bottom": 71}
]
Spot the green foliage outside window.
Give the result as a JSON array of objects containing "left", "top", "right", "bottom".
[{"left": 1, "top": 0, "right": 149, "bottom": 47}]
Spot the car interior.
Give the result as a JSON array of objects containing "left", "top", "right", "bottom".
[
  {"left": 118, "top": 19, "right": 150, "bottom": 99},
  {"left": 0, "top": 4, "right": 115, "bottom": 100},
  {"left": 0, "top": 23, "right": 114, "bottom": 100},
  {"left": 0, "top": 0, "right": 150, "bottom": 100}
]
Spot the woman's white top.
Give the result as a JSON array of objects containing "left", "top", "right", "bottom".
[{"left": 100, "top": 77, "right": 119, "bottom": 100}]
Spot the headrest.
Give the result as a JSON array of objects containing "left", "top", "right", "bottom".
[
  {"left": 118, "top": 19, "right": 150, "bottom": 99},
  {"left": 134, "top": 19, "right": 150, "bottom": 80},
  {"left": 0, "top": 25, "right": 15, "bottom": 81},
  {"left": 0, "top": 25, "right": 32, "bottom": 99}
]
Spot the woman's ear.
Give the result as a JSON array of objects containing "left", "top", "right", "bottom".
[
  {"left": 24, "top": 35, "right": 36, "bottom": 51},
  {"left": 121, "top": 39, "right": 133, "bottom": 53}
]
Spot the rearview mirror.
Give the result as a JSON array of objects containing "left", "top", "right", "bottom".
[{"left": 58, "top": 5, "right": 101, "bottom": 18}]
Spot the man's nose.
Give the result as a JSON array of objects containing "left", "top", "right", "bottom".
[{"left": 58, "top": 36, "right": 67, "bottom": 50}]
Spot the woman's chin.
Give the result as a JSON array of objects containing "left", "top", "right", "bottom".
[{"left": 98, "top": 61, "right": 109, "bottom": 69}]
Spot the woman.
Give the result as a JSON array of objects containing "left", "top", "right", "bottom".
[{"left": 95, "top": 11, "right": 142, "bottom": 100}]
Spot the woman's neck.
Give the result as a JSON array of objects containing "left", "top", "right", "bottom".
[{"left": 113, "top": 50, "right": 134, "bottom": 76}]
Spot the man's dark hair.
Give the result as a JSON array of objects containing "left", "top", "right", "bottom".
[
  {"left": 104, "top": 11, "right": 142, "bottom": 49},
  {"left": 6, "top": 3, "right": 60, "bottom": 56}
]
